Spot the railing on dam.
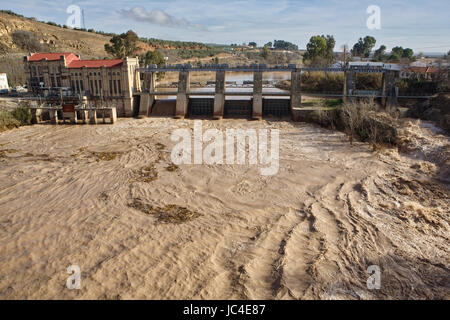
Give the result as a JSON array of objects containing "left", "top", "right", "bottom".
[{"left": 138, "top": 63, "right": 391, "bottom": 74}]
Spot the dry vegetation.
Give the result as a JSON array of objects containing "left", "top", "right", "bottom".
[
  {"left": 276, "top": 72, "right": 383, "bottom": 93},
  {"left": 304, "top": 100, "right": 399, "bottom": 148}
]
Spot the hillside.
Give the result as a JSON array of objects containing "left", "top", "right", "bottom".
[
  {"left": 0, "top": 11, "right": 112, "bottom": 58},
  {"left": 0, "top": 11, "right": 210, "bottom": 58}
]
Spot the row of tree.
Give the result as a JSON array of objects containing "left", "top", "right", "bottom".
[{"left": 301, "top": 34, "right": 416, "bottom": 66}]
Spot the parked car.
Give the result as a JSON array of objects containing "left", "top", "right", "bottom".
[{"left": 14, "top": 86, "right": 28, "bottom": 93}]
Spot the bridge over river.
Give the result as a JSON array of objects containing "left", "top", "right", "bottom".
[{"left": 136, "top": 64, "right": 434, "bottom": 120}]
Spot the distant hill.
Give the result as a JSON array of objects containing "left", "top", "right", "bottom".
[{"left": 0, "top": 10, "right": 208, "bottom": 59}]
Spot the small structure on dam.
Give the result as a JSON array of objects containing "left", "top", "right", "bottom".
[{"left": 138, "top": 64, "right": 401, "bottom": 121}]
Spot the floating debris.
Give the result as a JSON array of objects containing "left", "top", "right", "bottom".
[
  {"left": 131, "top": 164, "right": 158, "bottom": 183},
  {"left": 166, "top": 163, "right": 179, "bottom": 172},
  {"left": 98, "top": 191, "right": 109, "bottom": 201},
  {"left": 71, "top": 147, "right": 87, "bottom": 158},
  {"left": 0, "top": 149, "right": 18, "bottom": 158},
  {"left": 92, "top": 151, "right": 122, "bottom": 161},
  {"left": 155, "top": 143, "right": 166, "bottom": 151},
  {"left": 128, "top": 198, "right": 201, "bottom": 224}
]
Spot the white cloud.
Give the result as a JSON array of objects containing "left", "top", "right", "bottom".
[{"left": 120, "top": 6, "right": 207, "bottom": 31}]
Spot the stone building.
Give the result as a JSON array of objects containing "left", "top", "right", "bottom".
[{"left": 24, "top": 52, "right": 140, "bottom": 116}]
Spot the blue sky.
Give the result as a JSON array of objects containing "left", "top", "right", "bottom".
[{"left": 3, "top": 0, "right": 450, "bottom": 52}]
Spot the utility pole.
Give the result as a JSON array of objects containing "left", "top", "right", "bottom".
[
  {"left": 343, "top": 44, "right": 348, "bottom": 67},
  {"left": 82, "top": 9, "right": 86, "bottom": 29}
]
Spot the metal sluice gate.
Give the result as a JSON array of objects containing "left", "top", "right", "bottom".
[
  {"left": 224, "top": 100, "right": 252, "bottom": 118},
  {"left": 187, "top": 98, "right": 291, "bottom": 118},
  {"left": 188, "top": 98, "right": 214, "bottom": 117},
  {"left": 263, "top": 99, "right": 291, "bottom": 117}
]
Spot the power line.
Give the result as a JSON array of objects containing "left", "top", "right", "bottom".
[{"left": 410, "top": 45, "right": 450, "bottom": 50}]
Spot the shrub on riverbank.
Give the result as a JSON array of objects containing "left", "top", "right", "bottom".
[
  {"left": 0, "top": 110, "right": 20, "bottom": 132},
  {"left": 275, "top": 73, "right": 382, "bottom": 93},
  {"left": 303, "top": 100, "right": 398, "bottom": 147},
  {"left": 0, "top": 106, "right": 32, "bottom": 132}
]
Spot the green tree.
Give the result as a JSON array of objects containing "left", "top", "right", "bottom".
[
  {"left": 304, "top": 36, "right": 327, "bottom": 60},
  {"left": 388, "top": 53, "right": 401, "bottom": 62},
  {"left": 352, "top": 36, "right": 376, "bottom": 57},
  {"left": 324, "top": 35, "right": 336, "bottom": 61},
  {"left": 402, "top": 48, "right": 414, "bottom": 60},
  {"left": 105, "top": 30, "right": 139, "bottom": 58},
  {"left": 140, "top": 50, "right": 165, "bottom": 67},
  {"left": 303, "top": 35, "right": 335, "bottom": 66},
  {"left": 391, "top": 46, "right": 404, "bottom": 57},
  {"left": 374, "top": 45, "right": 387, "bottom": 61},
  {"left": 264, "top": 42, "right": 273, "bottom": 49},
  {"left": 273, "top": 40, "right": 298, "bottom": 51},
  {"left": 248, "top": 42, "right": 257, "bottom": 48},
  {"left": 261, "top": 45, "right": 271, "bottom": 60}
]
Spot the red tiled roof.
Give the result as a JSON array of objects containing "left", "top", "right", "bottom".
[
  {"left": 67, "top": 59, "right": 123, "bottom": 69},
  {"left": 404, "top": 66, "right": 438, "bottom": 74},
  {"left": 28, "top": 52, "right": 80, "bottom": 64}
]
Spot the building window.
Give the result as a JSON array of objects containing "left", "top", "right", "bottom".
[
  {"left": 57, "top": 77, "right": 61, "bottom": 87},
  {"left": 94, "top": 80, "right": 98, "bottom": 94},
  {"left": 113, "top": 80, "right": 117, "bottom": 95},
  {"left": 90, "top": 80, "right": 94, "bottom": 94},
  {"left": 80, "top": 80, "right": 84, "bottom": 91},
  {"left": 109, "top": 80, "right": 113, "bottom": 95},
  {"left": 117, "top": 80, "right": 121, "bottom": 94},
  {"left": 76, "top": 80, "right": 80, "bottom": 92}
]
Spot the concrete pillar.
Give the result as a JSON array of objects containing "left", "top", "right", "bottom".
[
  {"left": 31, "top": 108, "right": 42, "bottom": 124},
  {"left": 49, "top": 109, "right": 58, "bottom": 124},
  {"left": 80, "top": 110, "right": 89, "bottom": 124},
  {"left": 382, "top": 70, "right": 398, "bottom": 111},
  {"left": 252, "top": 71, "right": 263, "bottom": 120},
  {"left": 141, "top": 72, "right": 156, "bottom": 116},
  {"left": 290, "top": 71, "right": 302, "bottom": 110},
  {"left": 70, "top": 112, "right": 78, "bottom": 124},
  {"left": 110, "top": 107, "right": 117, "bottom": 124},
  {"left": 175, "top": 71, "right": 190, "bottom": 119},
  {"left": 343, "top": 69, "right": 356, "bottom": 103},
  {"left": 140, "top": 93, "right": 151, "bottom": 116},
  {"left": 213, "top": 70, "right": 225, "bottom": 120},
  {"left": 80, "top": 96, "right": 88, "bottom": 124},
  {"left": 89, "top": 109, "right": 97, "bottom": 124}
]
